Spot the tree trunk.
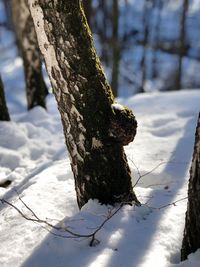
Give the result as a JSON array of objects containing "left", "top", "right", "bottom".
[
  {"left": 111, "top": 0, "right": 120, "bottom": 97},
  {"left": 0, "top": 75, "right": 10, "bottom": 121},
  {"left": 139, "top": 0, "right": 150, "bottom": 93},
  {"left": 175, "top": 0, "right": 189, "bottom": 90},
  {"left": 11, "top": 0, "right": 48, "bottom": 110},
  {"left": 181, "top": 113, "right": 200, "bottom": 260},
  {"left": 28, "top": 0, "right": 139, "bottom": 209}
]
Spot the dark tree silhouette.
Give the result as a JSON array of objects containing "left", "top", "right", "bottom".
[
  {"left": 0, "top": 75, "right": 10, "bottom": 121},
  {"left": 181, "top": 113, "right": 200, "bottom": 260},
  {"left": 175, "top": 0, "right": 189, "bottom": 90}
]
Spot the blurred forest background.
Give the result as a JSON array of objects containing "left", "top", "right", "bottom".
[{"left": 1, "top": 0, "right": 200, "bottom": 98}]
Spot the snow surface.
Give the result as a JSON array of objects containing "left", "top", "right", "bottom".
[
  {"left": 1, "top": 1, "right": 200, "bottom": 266},
  {"left": 1, "top": 65, "right": 200, "bottom": 267}
]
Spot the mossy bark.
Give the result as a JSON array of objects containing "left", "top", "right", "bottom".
[
  {"left": 11, "top": 0, "right": 48, "bottom": 110},
  {"left": 181, "top": 113, "right": 200, "bottom": 260},
  {"left": 28, "top": 0, "right": 139, "bottom": 209},
  {"left": 0, "top": 75, "right": 10, "bottom": 121}
]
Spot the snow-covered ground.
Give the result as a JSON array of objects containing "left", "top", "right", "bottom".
[
  {"left": 1, "top": 1, "right": 200, "bottom": 266},
  {"left": 0, "top": 51, "right": 200, "bottom": 267}
]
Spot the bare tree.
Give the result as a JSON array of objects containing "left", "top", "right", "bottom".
[
  {"left": 94, "top": 0, "right": 111, "bottom": 66},
  {"left": 28, "top": 0, "right": 139, "bottom": 209},
  {"left": 181, "top": 113, "right": 200, "bottom": 260},
  {"left": 0, "top": 75, "right": 10, "bottom": 121},
  {"left": 111, "top": 0, "right": 120, "bottom": 97},
  {"left": 175, "top": 0, "right": 189, "bottom": 90},
  {"left": 139, "top": 0, "right": 150, "bottom": 93},
  {"left": 151, "top": 0, "right": 162, "bottom": 79},
  {"left": 10, "top": 0, "right": 48, "bottom": 110}
]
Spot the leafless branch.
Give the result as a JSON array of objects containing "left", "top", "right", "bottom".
[
  {"left": 0, "top": 196, "right": 124, "bottom": 246},
  {"left": 0, "top": 159, "right": 191, "bottom": 246},
  {"left": 128, "top": 157, "right": 188, "bottom": 188},
  {"left": 145, "top": 196, "right": 188, "bottom": 210}
]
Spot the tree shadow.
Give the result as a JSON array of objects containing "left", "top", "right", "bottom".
[
  {"left": 104, "top": 115, "right": 197, "bottom": 267},
  {"left": 20, "top": 116, "right": 196, "bottom": 267}
]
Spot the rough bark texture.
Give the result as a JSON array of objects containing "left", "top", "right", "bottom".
[
  {"left": 181, "top": 113, "right": 200, "bottom": 260},
  {"left": 0, "top": 75, "right": 10, "bottom": 121},
  {"left": 28, "top": 0, "right": 139, "bottom": 209},
  {"left": 11, "top": 0, "right": 48, "bottom": 110}
]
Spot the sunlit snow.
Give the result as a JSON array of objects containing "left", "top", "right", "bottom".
[{"left": 1, "top": 1, "right": 200, "bottom": 267}]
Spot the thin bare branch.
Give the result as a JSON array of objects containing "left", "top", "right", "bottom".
[{"left": 0, "top": 196, "right": 125, "bottom": 246}]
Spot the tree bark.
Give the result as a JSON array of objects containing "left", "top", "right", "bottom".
[
  {"left": 181, "top": 113, "right": 200, "bottom": 260},
  {"left": 0, "top": 75, "right": 10, "bottom": 121},
  {"left": 11, "top": 0, "right": 48, "bottom": 110},
  {"left": 28, "top": 0, "right": 139, "bottom": 209}
]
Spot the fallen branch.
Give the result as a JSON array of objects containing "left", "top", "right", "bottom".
[
  {"left": 145, "top": 196, "right": 188, "bottom": 210},
  {"left": 128, "top": 157, "right": 188, "bottom": 188},
  {"left": 0, "top": 196, "right": 124, "bottom": 246},
  {"left": 0, "top": 160, "right": 191, "bottom": 246}
]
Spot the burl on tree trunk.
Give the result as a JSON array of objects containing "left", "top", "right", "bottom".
[
  {"left": 181, "top": 113, "right": 200, "bottom": 260},
  {"left": 28, "top": 0, "right": 139, "bottom": 209}
]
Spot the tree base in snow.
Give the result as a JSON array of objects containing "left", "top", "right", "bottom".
[{"left": 181, "top": 113, "right": 200, "bottom": 261}]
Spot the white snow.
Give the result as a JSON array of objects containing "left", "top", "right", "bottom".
[
  {"left": 1, "top": 79, "right": 200, "bottom": 267},
  {"left": 111, "top": 103, "right": 125, "bottom": 111},
  {"left": 1, "top": 2, "right": 200, "bottom": 267}
]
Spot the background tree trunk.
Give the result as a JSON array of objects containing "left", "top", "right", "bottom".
[
  {"left": 11, "top": 0, "right": 48, "bottom": 110},
  {"left": 139, "top": 0, "right": 150, "bottom": 93},
  {"left": 28, "top": 0, "right": 139, "bottom": 209},
  {"left": 0, "top": 75, "right": 10, "bottom": 121},
  {"left": 82, "top": 0, "right": 92, "bottom": 27},
  {"left": 111, "top": 0, "right": 120, "bottom": 97},
  {"left": 96, "top": 0, "right": 110, "bottom": 66},
  {"left": 181, "top": 113, "right": 200, "bottom": 260},
  {"left": 175, "top": 0, "right": 189, "bottom": 90},
  {"left": 152, "top": 0, "right": 162, "bottom": 79}
]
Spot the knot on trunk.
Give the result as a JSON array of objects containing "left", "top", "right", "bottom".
[{"left": 109, "top": 103, "right": 137, "bottom": 146}]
